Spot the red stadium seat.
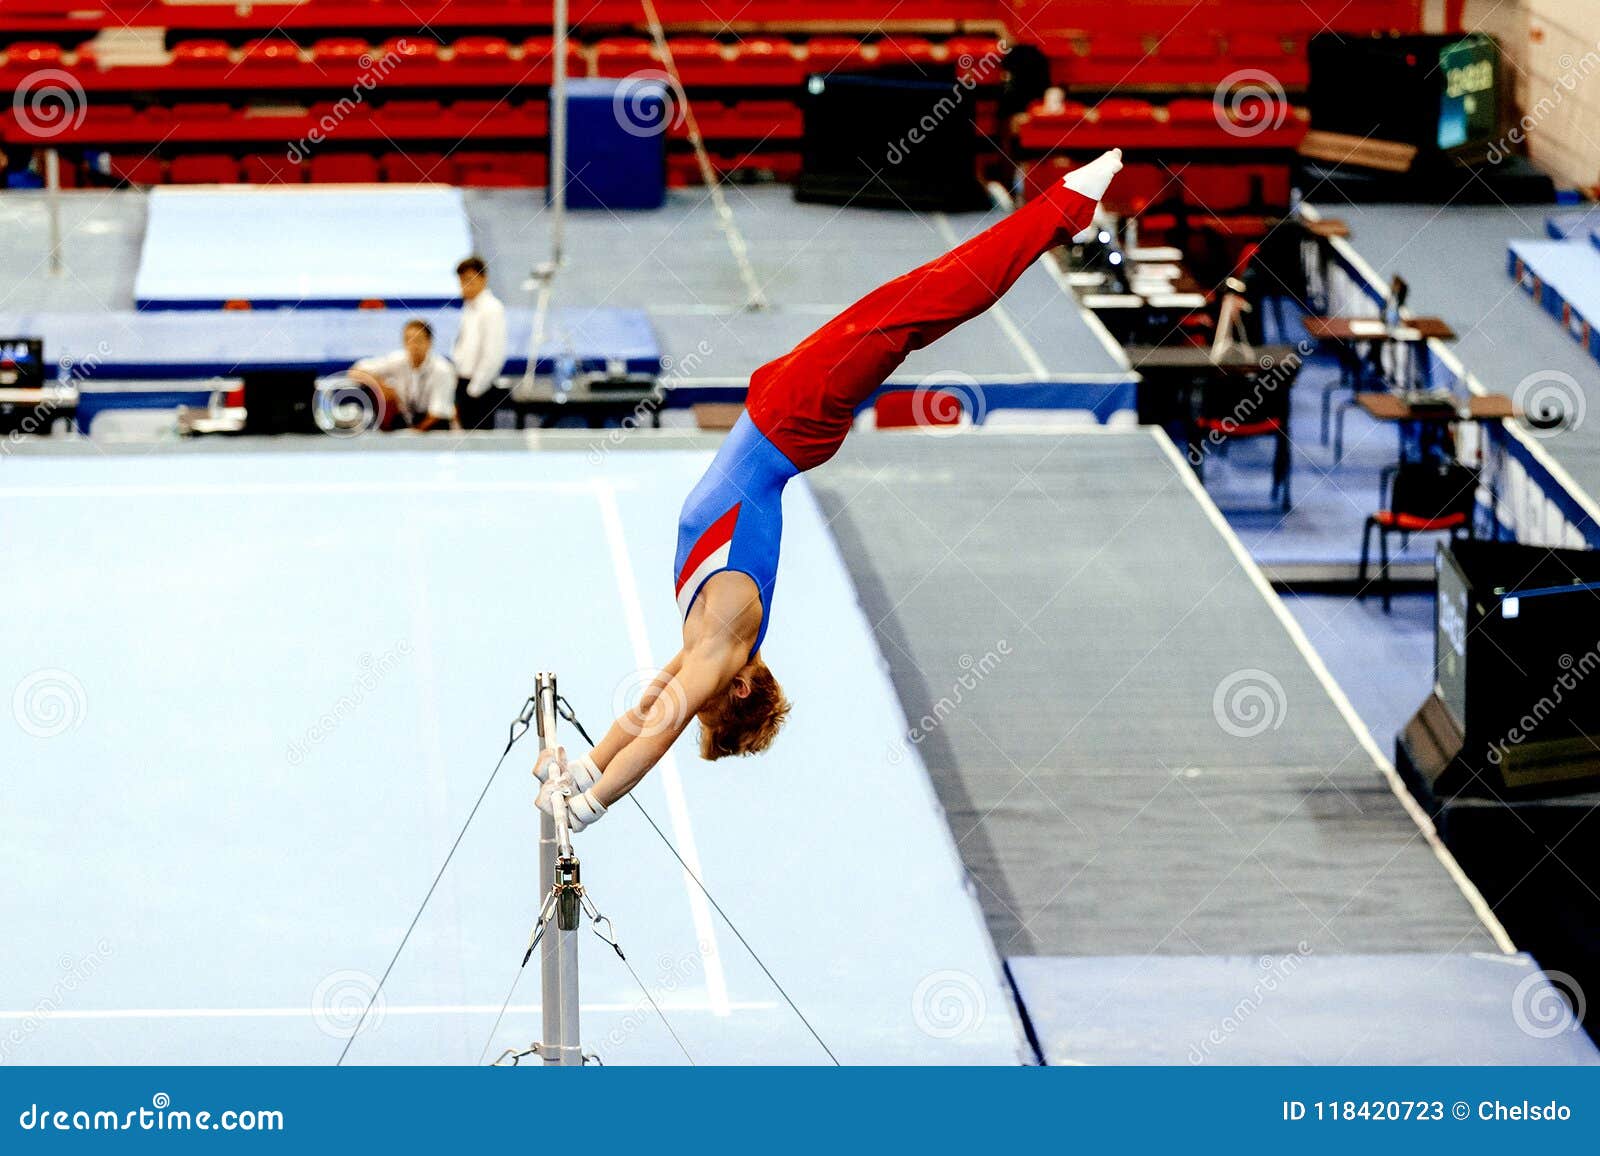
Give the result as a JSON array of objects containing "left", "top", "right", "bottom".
[
  {"left": 455, "top": 151, "right": 547, "bottom": 186},
  {"left": 309, "top": 153, "right": 380, "bottom": 182},
  {"left": 946, "top": 36, "right": 1007, "bottom": 84},
  {"left": 381, "top": 38, "right": 440, "bottom": 63},
  {"left": 242, "top": 153, "right": 306, "bottom": 184},
  {"left": 380, "top": 152, "right": 459, "bottom": 184},
  {"left": 520, "top": 37, "right": 588, "bottom": 82},
  {"left": 3, "top": 41, "right": 66, "bottom": 68},
  {"left": 801, "top": 37, "right": 869, "bottom": 76},
  {"left": 169, "top": 40, "right": 231, "bottom": 70},
  {"left": 665, "top": 37, "right": 730, "bottom": 86},
  {"left": 733, "top": 38, "right": 804, "bottom": 85},
  {"left": 873, "top": 37, "right": 940, "bottom": 69},
  {"left": 107, "top": 154, "right": 164, "bottom": 185},
  {"left": 239, "top": 40, "right": 303, "bottom": 68},
  {"left": 311, "top": 38, "right": 371, "bottom": 65},
  {"left": 170, "top": 155, "right": 241, "bottom": 183},
  {"left": 593, "top": 38, "right": 656, "bottom": 77},
  {"left": 452, "top": 36, "right": 512, "bottom": 66}
]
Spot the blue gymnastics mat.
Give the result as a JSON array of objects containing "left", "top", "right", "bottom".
[
  {"left": 0, "top": 307, "right": 661, "bottom": 380},
  {"left": 1009, "top": 953, "right": 1600, "bottom": 1065},
  {"left": 1508, "top": 239, "right": 1600, "bottom": 364},
  {"left": 0, "top": 444, "right": 1021, "bottom": 1065},
  {"left": 1543, "top": 208, "right": 1600, "bottom": 243},
  {"left": 134, "top": 186, "right": 473, "bottom": 310}
]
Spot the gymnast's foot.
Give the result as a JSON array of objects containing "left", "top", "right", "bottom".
[{"left": 1062, "top": 148, "right": 1123, "bottom": 201}]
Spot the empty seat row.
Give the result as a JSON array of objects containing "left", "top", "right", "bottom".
[
  {"left": 1021, "top": 156, "right": 1293, "bottom": 217},
  {"left": 106, "top": 150, "right": 552, "bottom": 186},
  {"left": 0, "top": 96, "right": 806, "bottom": 147},
  {"left": 1013, "top": 96, "right": 1310, "bottom": 152},
  {"left": 0, "top": 34, "right": 1007, "bottom": 89},
  {"left": 1038, "top": 32, "right": 1310, "bottom": 90}
]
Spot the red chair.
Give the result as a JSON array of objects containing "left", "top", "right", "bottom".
[
  {"left": 946, "top": 37, "right": 1006, "bottom": 84},
  {"left": 242, "top": 153, "right": 305, "bottom": 184},
  {"left": 665, "top": 37, "right": 729, "bottom": 86},
  {"left": 4, "top": 42, "right": 66, "bottom": 68},
  {"left": 311, "top": 38, "right": 371, "bottom": 65},
  {"left": 239, "top": 39, "right": 302, "bottom": 68},
  {"left": 873, "top": 37, "right": 939, "bottom": 69},
  {"left": 380, "top": 152, "right": 458, "bottom": 184},
  {"left": 309, "top": 153, "right": 380, "bottom": 182},
  {"left": 452, "top": 36, "right": 512, "bottom": 67},
  {"left": 381, "top": 38, "right": 439, "bottom": 63},
  {"left": 108, "top": 154, "right": 164, "bottom": 185},
  {"left": 169, "top": 40, "right": 231, "bottom": 70},
  {"left": 170, "top": 155, "right": 241, "bottom": 183},
  {"left": 1360, "top": 461, "right": 1479, "bottom": 611},
  {"left": 734, "top": 38, "right": 803, "bottom": 85},
  {"left": 520, "top": 37, "right": 587, "bottom": 82},
  {"left": 1072, "top": 33, "right": 1148, "bottom": 87},
  {"left": 593, "top": 38, "right": 655, "bottom": 77},
  {"left": 801, "top": 37, "right": 868, "bottom": 76}
]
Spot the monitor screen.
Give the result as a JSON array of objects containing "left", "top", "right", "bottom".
[
  {"left": 1438, "top": 35, "right": 1497, "bottom": 150},
  {"left": 1434, "top": 547, "right": 1470, "bottom": 731},
  {"left": 0, "top": 338, "right": 44, "bottom": 389}
]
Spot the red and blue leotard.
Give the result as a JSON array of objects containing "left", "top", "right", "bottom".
[{"left": 674, "top": 174, "right": 1105, "bottom": 656}]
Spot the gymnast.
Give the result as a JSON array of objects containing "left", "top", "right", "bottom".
[{"left": 535, "top": 149, "right": 1123, "bottom": 831}]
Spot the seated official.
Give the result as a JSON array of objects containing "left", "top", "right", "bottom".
[{"left": 345, "top": 319, "right": 457, "bottom": 432}]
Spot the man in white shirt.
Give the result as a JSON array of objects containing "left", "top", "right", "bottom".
[
  {"left": 451, "top": 255, "right": 509, "bottom": 430},
  {"left": 346, "top": 319, "right": 457, "bottom": 432}
]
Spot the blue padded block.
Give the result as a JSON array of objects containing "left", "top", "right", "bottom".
[
  {"left": 1009, "top": 953, "right": 1600, "bottom": 1066},
  {"left": 1508, "top": 239, "right": 1600, "bottom": 362},
  {"left": 0, "top": 307, "right": 661, "bottom": 381},
  {"left": 554, "top": 78, "right": 668, "bottom": 211}
]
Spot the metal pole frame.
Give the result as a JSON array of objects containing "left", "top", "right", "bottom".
[{"left": 534, "top": 671, "right": 583, "bottom": 1065}]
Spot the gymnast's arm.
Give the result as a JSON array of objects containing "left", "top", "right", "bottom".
[{"left": 588, "top": 643, "right": 742, "bottom": 806}]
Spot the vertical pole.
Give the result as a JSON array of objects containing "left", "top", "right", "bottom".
[
  {"left": 44, "top": 149, "right": 63, "bottom": 277},
  {"left": 554, "top": 795, "right": 582, "bottom": 1067},
  {"left": 534, "top": 672, "right": 562, "bottom": 1064},
  {"left": 550, "top": 0, "right": 569, "bottom": 269}
]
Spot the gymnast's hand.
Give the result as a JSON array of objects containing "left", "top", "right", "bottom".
[
  {"left": 536, "top": 772, "right": 608, "bottom": 833},
  {"left": 532, "top": 744, "right": 567, "bottom": 783}
]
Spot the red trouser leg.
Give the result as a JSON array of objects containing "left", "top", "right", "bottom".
[{"left": 747, "top": 180, "right": 1100, "bottom": 470}]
